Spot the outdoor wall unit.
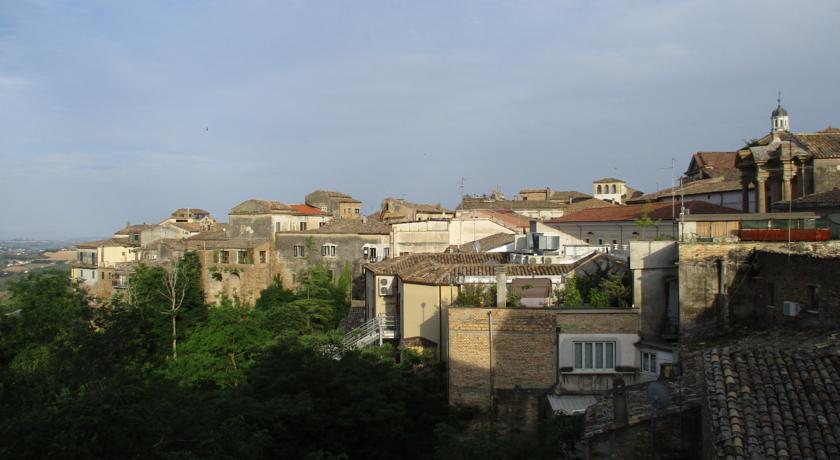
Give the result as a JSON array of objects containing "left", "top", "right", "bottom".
[
  {"left": 378, "top": 277, "right": 395, "bottom": 296},
  {"left": 782, "top": 301, "right": 802, "bottom": 317}
]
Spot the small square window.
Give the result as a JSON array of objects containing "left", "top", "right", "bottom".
[
  {"left": 259, "top": 251, "right": 266, "bottom": 263},
  {"left": 321, "top": 244, "right": 336, "bottom": 257}
]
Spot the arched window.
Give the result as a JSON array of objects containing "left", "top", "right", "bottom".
[
  {"left": 611, "top": 184, "right": 617, "bottom": 194},
  {"left": 597, "top": 185, "right": 602, "bottom": 194}
]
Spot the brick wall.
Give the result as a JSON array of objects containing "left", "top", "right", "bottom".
[
  {"left": 752, "top": 250, "right": 840, "bottom": 326},
  {"left": 678, "top": 242, "right": 840, "bottom": 342},
  {"left": 448, "top": 307, "right": 557, "bottom": 429},
  {"left": 556, "top": 309, "right": 638, "bottom": 334}
]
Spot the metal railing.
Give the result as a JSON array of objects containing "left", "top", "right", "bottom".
[{"left": 343, "top": 314, "right": 398, "bottom": 350}]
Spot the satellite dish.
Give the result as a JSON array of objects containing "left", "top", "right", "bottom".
[{"left": 647, "top": 382, "right": 671, "bottom": 413}]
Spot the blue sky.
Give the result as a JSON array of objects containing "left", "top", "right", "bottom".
[{"left": 2, "top": 0, "right": 839, "bottom": 239}]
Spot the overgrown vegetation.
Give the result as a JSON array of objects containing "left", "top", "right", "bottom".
[
  {"left": 455, "top": 284, "right": 521, "bottom": 307},
  {"left": 0, "top": 254, "right": 576, "bottom": 458},
  {"left": 556, "top": 263, "right": 632, "bottom": 309}
]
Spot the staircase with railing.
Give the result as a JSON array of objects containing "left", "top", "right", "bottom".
[{"left": 343, "top": 314, "right": 398, "bottom": 349}]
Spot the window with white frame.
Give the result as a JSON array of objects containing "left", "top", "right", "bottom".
[
  {"left": 321, "top": 244, "right": 336, "bottom": 257},
  {"left": 294, "top": 245, "right": 305, "bottom": 258},
  {"left": 574, "top": 341, "right": 615, "bottom": 370},
  {"left": 641, "top": 351, "right": 658, "bottom": 374}
]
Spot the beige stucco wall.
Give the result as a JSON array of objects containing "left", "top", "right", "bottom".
[
  {"left": 399, "top": 281, "right": 457, "bottom": 360},
  {"left": 98, "top": 245, "right": 138, "bottom": 267},
  {"left": 448, "top": 218, "right": 516, "bottom": 247},
  {"left": 271, "top": 214, "right": 331, "bottom": 232},
  {"left": 391, "top": 220, "right": 451, "bottom": 255},
  {"left": 548, "top": 221, "right": 675, "bottom": 247}
]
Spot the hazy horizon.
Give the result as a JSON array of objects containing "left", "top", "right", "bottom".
[{"left": 2, "top": 0, "right": 840, "bottom": 239}]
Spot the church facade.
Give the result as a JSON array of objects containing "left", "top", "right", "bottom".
[{"left": 736, "top": 101, "right": 840, "bottom": 212}]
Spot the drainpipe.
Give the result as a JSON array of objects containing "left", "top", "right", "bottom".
[{"left": 487, "top": 310, "right": 494, "bottom": 410}]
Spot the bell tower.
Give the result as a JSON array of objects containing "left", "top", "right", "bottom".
[{"left": 771, "top": 92, "right": 789, "bottom": 134}]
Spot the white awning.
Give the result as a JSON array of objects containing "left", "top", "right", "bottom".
[{"left": 547, "top": 394, "right": 598, "bottom": 416}]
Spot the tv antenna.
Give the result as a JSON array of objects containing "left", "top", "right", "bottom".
[{"left": 647, "top": 382, "right": 671, "bottom": 460}]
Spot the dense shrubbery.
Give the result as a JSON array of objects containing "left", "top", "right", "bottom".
[{"left": 0, "top": 254, "right": 574, "bottom": 458}]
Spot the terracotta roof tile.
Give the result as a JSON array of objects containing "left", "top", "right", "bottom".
[
  {"left": 288, "top": 204, "right": 329, "bottom": 216},
  {"left": 548, "top": 200, "right": 738, "bottom": 223},
  {"left": 629, "top": 177, "right": 749, "bottom": 203},
  {"left": 701, "top": 328, "right": 840, "bottom": 459}
]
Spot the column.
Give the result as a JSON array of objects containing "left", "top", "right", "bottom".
[
  {"left": 756, "top": 179, "right": 766, "bottom": 213},
  {"left": 781, "top": 161, "right": 795, "bottom": 202},
  {"left": 740, "top": 178, "right": 751, "bottom": 213},
  {"left": 755, "top": 163, "right": 769, "bottom": 214}
]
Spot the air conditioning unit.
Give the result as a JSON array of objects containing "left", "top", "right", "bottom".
[
  {"left": 378, "top": 277, "right": 395, "bottom": 296},
  {"left": 782, "top": 301, "right": 801, "bottom": 317}
]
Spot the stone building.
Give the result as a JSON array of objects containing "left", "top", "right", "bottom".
[
  {"left": 457, "top": 192, "right": 612, "bottom": 221},
  {"left": 518, "top": 188, "right": 593, "bottom": 203},
  {"left": 365, "top": 252, "right": 617, "bottom": 366},
  {"left": 736, "top": 102, "right": 840, "bottom": 213},
  {"left": 629, "top": 151, "right": 754, "bottom": 211},
  {"left": 544, "top": 200, "right": 739, "bottom": 251},
  {"left": 374, "top": 198, "right": 454, "bottom": 223},
  {"left": 275, "top": 219, "right": 391, "bottom": 298},
  {"left": 305, "top": 190, "right": 362, "bottom": 220},
  {"left": 448, "top": 305, "right": 642, "bottom": 431},
  {"left": 71, "top": 237, "right": 141, "bottom": 299},
  {"left": 580, "top": 242, "right": 840, "bottom": 459},
  {"left": 592, "top": 178, "right": 642, "bottom": 204},
  {"left": 227, "top": 199, "right": 331, "bottom": 241},
  {"left": 163, "top": 207, "right": 213, "bottom": 224}
]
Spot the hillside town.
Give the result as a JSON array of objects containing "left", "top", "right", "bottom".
[{"left": 66, "top": 104, "right": 840, "bottom": 458}]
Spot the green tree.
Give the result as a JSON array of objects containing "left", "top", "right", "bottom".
[
  {"left": 168, "top": 298, "right": 271, "bottom": 388},
  {"left": 557, "top": 277, "right": 583, "bottom": 307}
]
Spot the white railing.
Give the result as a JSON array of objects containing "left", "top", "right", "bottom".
[{"left": 343, "top": 314, "right": 398, "bottom": 349}]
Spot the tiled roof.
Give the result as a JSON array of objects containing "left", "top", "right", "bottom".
[
  {"left": 629, "top": 176, "right": 749, "bottom": 203},
  {"left": 451, "top": 233, "right": 515, "bottom": 253},
  {"left": 551, "top": 190, "right": 593, "bottom": 202},
  {"left": 583, "top": 350, "right": 706, "bottom": 440},
  {"left": 399, "top": 261, "right": 580, "bottom": 284},
  {"left": 593, "top": 177, "right": 626, "bottom": 184},
  {"left": 703, "top": 328, "right": 840, "bottom": 459},
  {"left": 747, "top": 128, "right": 840, "bottom": 160},
  {"left": 687, "top": 152, "right": 739, "bottom": 177},
  {"left": 383, "top": 198, "right": 452, "bottom": 214},
  {"left": 366, "top": 252, "right": 600, "bottom": 285},
  {"left": 792, "top": 188, "right": 840, "bottom": 205},
  {"left": 229, "top": 199, "right": 292, "bottom": 215},
  {"left": 457, "top": 198, "right": 568, "bottom": 211},
  {"left": 186, "top": 231, "right": 228, "bottom": 241},
  {"left": 76, "top": 238, "right": 136, "bottom": 249},
  {"left": 288, "top": 204, "right": 329, "bottom": 216},
  {"left": 562, "top": 198, "right": 618, "bottom": 214},
  {"left": 308, "top": 190, "right": 362, "bottom": 204},
  {"left": 114, "top": 224, "right": 155, "bottom": 235},
  {"left": 167, "top": 221, "right": 203, "bottom": 232},
  {"left": 459, "top": 210, "right": 531, "bottom": 231},
  {"left": 306, "top": 219, "right": 391, "bottom": 235},
  {"left": 365, "top": 253, "right": 507, "bottom": 275},
  {"left": 549, "top": 200, "right": 739, "bottom": 223}
]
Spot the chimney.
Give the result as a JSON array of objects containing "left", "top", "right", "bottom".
[
  {"left": 495, "top": 265, "right": 507, "bottom": 308},
  {"left": 612, "top": 377, "right": 628, "bottom": 429}
]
